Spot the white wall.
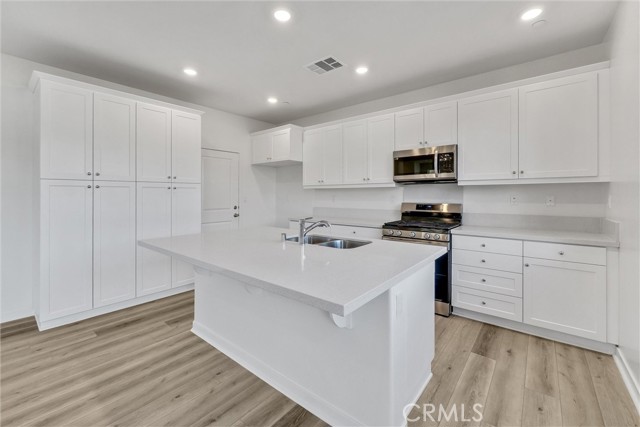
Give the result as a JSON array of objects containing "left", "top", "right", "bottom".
[
  {"left": 604, "top": 0, "right": 640, "bottom": 401},
  {"left": 0, "top": 53, "right": 275, "bottom": 322}
]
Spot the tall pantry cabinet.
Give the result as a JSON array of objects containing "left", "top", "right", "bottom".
[{"left": 31, "top": 72, "right": 203, "bottom": 330}]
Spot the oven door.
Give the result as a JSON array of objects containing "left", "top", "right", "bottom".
[{"left": 393, "top": 145, "right": 457, "bottom": 183}]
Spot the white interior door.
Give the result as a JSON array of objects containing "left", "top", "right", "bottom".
[
  {"left": 93, "top": 181, "right": 136, "bottom": 307},
  {"left": 171, "top": 111, "right": 202, "bottom": 183},
  {"left": 40, "top": 180, "right": 93, "bottom": 320},
  {"left": 202, "top": 149, "right": 239, "bottom": 231},
  {"left": 136, "top": 103, "right": 171, "bottom": 182},
  {"left": 172, "top": 184, "right": 202, "bottom": 287},
  {"left": 93, "top": 93, "right": 136, "bottom": 181},
  {"left": 136, "top": 182, "right": 172, "bottom": 296}
]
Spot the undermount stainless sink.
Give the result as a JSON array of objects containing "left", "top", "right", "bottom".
[
  {"left": 285, "top": 234, "right": 372, "bottom": 249},
  {"left": 316, "top": 239, "right": 372, "bottom": 249}
]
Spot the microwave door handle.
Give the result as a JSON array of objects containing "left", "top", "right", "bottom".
[{"left": 434, "top": 150, "right": 439, "bottom": 177}]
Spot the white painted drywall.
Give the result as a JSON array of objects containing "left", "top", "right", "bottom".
[
  {"left": 0, "top": 53, "right": 275, "bottom": 322},
  {"left": 604, "top": 0, "right": 640, "bottom": 397}
]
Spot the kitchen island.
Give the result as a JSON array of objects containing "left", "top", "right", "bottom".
[{"left": 139, "top": 227, "right": 446, "bottom": 426}]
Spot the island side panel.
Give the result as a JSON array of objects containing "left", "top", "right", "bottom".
[{"left": 191, "top": 264, "right": 435, "bottom": 427}]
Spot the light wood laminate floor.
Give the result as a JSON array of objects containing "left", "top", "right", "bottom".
[{"left": 1, "top": 292, "right": 638, "bottom": 427}]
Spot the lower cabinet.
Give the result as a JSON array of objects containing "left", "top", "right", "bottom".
[
  {"left": 523, "top": 256, "right": 606, "bottom": 342},
  {"left": 452, "top": 235, "right": 608, "bottom": 343}
]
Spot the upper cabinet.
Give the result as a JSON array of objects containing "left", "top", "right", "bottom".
[
  {"left": 251, "top": 125, "right": 303, "bottom": 166},
  {"left": 303, "top": 125, "right": 343, "bottom": 187},
  {"left": 171, "top": 111, "right": 202, "bottom": 183},
  {"left": 458, "top": 89, "right": 519, "bottom": 181},
  {"left": 394, "top": 101, "right": 457, "bottom": 151},
  {"left": 343, "top": 114, "right": 395, "bottom": 185},
  {"left": 518, "top": 73, "right": 598, "bottom": 179},
  {"left": 137, "top": 103, "right": 172, "bottom": 182},
  {"left": 94, "top": 93, "right": 136, "bottom": 181},
  {"left": 39, "top": 81, "right": 93, "bottom": 180}
]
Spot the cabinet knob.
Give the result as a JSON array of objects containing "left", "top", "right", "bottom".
[
  {"left": 173, "top": 187, "right": 177, "bottom": 190},
  {"left": 481, "top": 301, "right": 486, "bottom": 305},
  {"left": 525, "top": 263, "right": 530, "bottom": 267},
  {"left": 87, "top": 185, "right": 92, "bottom": 188},
  {"left": 559, "top": 251, "right": 564, "bottom": 255},
  {"left": 168, "top": 176, "right": 171, "bottom": 179},
  {"left": 87, "top": 172, "right": 92, "bottom": 176},
  {"left": 512, "top": 171, "right": 516, "bottom": 175},
  {"left": 95, "top": 185, "right": 100, "bottom": 189},
  {"left": 520, "top": 170, "right": 524, "bottom": 174},
  {"left": 481, "top": 243, "right": 486, "bottom": 247},
  {"left": 481, "top": 259, "right": 486, "bottom": 263},
  {"left": 167, "top": 187, "right": 171, "bottom": 190},
  {"left": 95, "top": 172, "right": 100, "bottom": 176},
  {"left": 234, "top": 205, "right": 238, "bottom": 209},
  {"left": 233, "top": 213, "right": 239, "bottom": 218},
  {"left": 481, "top": 278, "right": 486, "bottom": 283},
  {"left": 173, "top": 176, "right": 177, "bottom": 180},
  {"left": 363, "top": 178, "right": 366, "bottom": 181}
]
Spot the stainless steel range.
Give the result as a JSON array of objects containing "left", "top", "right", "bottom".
[{"left": 382, "top": 203, "right": 462, "bottom": 316}]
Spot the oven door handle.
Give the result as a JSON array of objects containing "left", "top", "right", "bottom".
[{"left": 382, "top": 236, "right": 449, "bottom": 247}]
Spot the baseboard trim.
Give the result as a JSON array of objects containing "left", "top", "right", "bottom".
[
  {"left": 613, "top": 347, "right": 640, "bottom": 416},
  {"left": 453, "top": 307, "right": 616, "bottom": 354},
  {"left": 192, "top": 321, "right": 364, "bottom": 427},
  {"left": 1, "top": 308, "right": 35, "bottom": 324},
  {"left": 36, "top": 284, "right": 194, "bottom": 330}
]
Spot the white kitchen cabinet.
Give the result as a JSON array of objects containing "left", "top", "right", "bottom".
[
  {"left": 136, "top": 103, "right": 172, "bottom": 182},
  {"left": 171, "top": 111, "right": 202, "bottom": 183},
  {"left": 39, "top": 180, "right": 94, "bottom": 320},
  {"left": 93, "top": 93, "right": 136, "bottom": 181},
  {"left": 367, "top": 114, "right": 395, "bottom": 184},
  {"left": 423, "top": 101, "right": 457, "bottom": 147},
  {"left": 394, "top": 107, "right": 424, "bottom": 151},
  {"left": 137, "top": 182, "right": 173, "bottom": 296},
  {"left": 38, "top": 81, "right": 93, "bottom": 180},
  {"left": 518, "top": 73, "right": 598, "bottom": 179},
  {"left": 171, "top": 184, "right": 202, "bottom": 288},
  {"left": 394, "top": 102, "right": 457, "bottom": 151},
  {"left": 458, "top": 89, "right": 519, "bottom": 181},
  {"left": 342, "top": 120, "right": 368, "bottom": 184},
  {"left": 251, "top": 125, "right": 303, "bottom": 166},
  {"left": 523, "top": 257, "right": 606, "bottom": 341},
  {"left": 93, "top": 181, "right": 136, "bottom": 307},
  {"left": 303, "top": 125, "right": 343, "bottom": 186}
]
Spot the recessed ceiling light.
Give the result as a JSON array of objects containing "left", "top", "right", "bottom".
[
  {"left": 355, "top": 66, "right": 369, "bottom": 75},
  {"left": 267, "top": 97, "right": 278, "bottom": 104},
  {"left": 521, "top": 8, "right": 543, "bottom": 21},
  {"left": 183, "top": 68, "right": 198, "bottom": 76},
  {"left": 273, "top": 9, "right": 291, "bottom": 22}
]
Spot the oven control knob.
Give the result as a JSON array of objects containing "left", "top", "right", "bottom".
[
  {"left": 434, "top": 234, "right": 441, "bottom": 240},
  {"left": 384, "top": 229, "right": 394, "bottom": 235},
  {"left": 395, "top": 230, "right": 402, "bottom": 236},
  {"left": 424, "top": 233, "right": 431, "bottom": 239},
  {"left": 410, "top": 232, "right": 416, "bottom": 238}
]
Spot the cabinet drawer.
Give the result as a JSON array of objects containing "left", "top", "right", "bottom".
[
  {"left": 452, "top": 265, "right": 522, "bottom": 297},
  {"left": 453, "top": 235, "right": 522, "bottom": 256},
  {"left": 453, "top": 286, "right": 523, "bottom": 322},
  {"left": 524, "top": 241, "right": 605, "bottom": 265},
  {"left": 452, "top": 249, "right": 522, "bottom": 273}
]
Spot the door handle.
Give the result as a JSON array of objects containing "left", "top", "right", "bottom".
[{"left": 233, "top": 213, "right": 239, "bottom": 218}]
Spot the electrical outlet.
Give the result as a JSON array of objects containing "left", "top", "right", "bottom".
[
  {"left": 510, "top": 195, "right": 518, "bottom": 205},
  {"left": 545, "top": 196, "right": 555, "bottom": 206}
]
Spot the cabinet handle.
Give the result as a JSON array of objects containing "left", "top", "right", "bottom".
[
  {"left": 363, "top": 178, "right": 366, "bottom": 181},
  {"left": 525, "top": 263, "right": 530, "bottom": 267},
  {"left": 559, "top": 251, "right": 564, "bottom": 255},
  {"left": 520, "top": 170, "right": 524, "bottom": 174},
  {"left": 481, "top": 243, "right": 486, "bottom": 247},
  {"left": 173, "top": 176, "right": 177, "bottom": 180},
  {"left": 481, "top": 278, "right": 486, "bottom": 283},
  {"left": 481, "top": 301, "right": 486, "bottom": 305},
  {"left": 512, "top": 171, "right": 516, "bottom": 175},
  {"left": 95, "top": 172, "right": 100, "bottom": 176},
  {"left": 481, "top": 259, "right": 486, "bottom": 263},
  {"left": 87, "top": 172, "right": 92, "bottom": 176},
  {"left": 167, "top": 186, "right": 171, "bottom": 190},
  {"left": 234, "top": 205, "right": 238, "bottom": 209},
  {"left": 95, "top": 185, "right": 100, "bottom": 189},
  {"left": 87, "top": 185, "right": 92, "bottom": 189},
  {"left": 173, "top": 187, "right": 177, "bottom": 190},
  {"left": 233, "top": 213, "right": 239, "bottom": 218}
]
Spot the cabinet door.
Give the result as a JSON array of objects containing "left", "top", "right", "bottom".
[
  {"left": 342, "top": 120, "right": 368, "bottom": 184},
  {"left": 303, "top": 129, "right": 324, "bottom": 185},
  {"left": 93, "top": 93, "right": 136, "bottom": 181},
  {"left": 323, "top": 125, "right": 343, "bottom": 185},
  {"left": 519, "top": 73, "right": 598, "bottom": 178},
  {"left": 93, "top": 181, "right": 136, "bottom": 307},
  {"left": 40, "top": 180, "right": 93, "bottom": 319},
  {"left": 271, "top": 129, "right": 291, "bottom": 161},
  {"left": 424, "top": 101, "right": 457, "bottom": 146},
  {"left": 137, "top": 103, "right": 171, "bottom": 182},
  {"left": 172, "top": 184, "right": 201, "bottom": 287},
  {"left": 136, "top": 182, "right": 172, "bottom": 296},
  {"left": 252, "top": 133, "right": 272, "bottom": 164},
  {"left": 171, "top": 111, "right": 202, "bottom": 183},
  {"left": 368, "top": 114, "right": 395, "bottom": 184},
  {"left": 40, "top": 81, "right": 93, "bottom": 180},
  {"left": 394, "top": 107, "right": 424, "bottom": 151},
  {"left": 458, "top": 89, "right": 519, "bottom": 181},
  {"left": 523, "top": 257, "right": 606, "bottom": 341}
]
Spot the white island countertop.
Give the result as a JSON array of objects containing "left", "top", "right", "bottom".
[{"left": 140, "top": 227, "right": 446, "bottom": 316}]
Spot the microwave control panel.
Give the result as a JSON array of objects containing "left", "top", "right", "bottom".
[{"left": 438, "top": 153, "right": 455, "bottom": 174}]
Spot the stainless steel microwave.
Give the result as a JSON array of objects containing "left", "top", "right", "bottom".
[{"left": 393, "top": 144, "right": 457, "bottom": 183}]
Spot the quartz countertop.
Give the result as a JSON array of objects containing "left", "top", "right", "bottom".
[
  {"left": 140, "top": 227, "right": 446, "bottom": 316},
  {"left": 452, "top": 225, "right": 619, "bottom": 248}
]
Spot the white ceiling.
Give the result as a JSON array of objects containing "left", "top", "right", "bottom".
[{"left": 2, "top": 1, "right": 617, "bottom": 124}]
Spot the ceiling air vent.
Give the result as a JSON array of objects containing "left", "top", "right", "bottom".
[{"left": 305, "top": 57, "right": 344, "bottom": 75}]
